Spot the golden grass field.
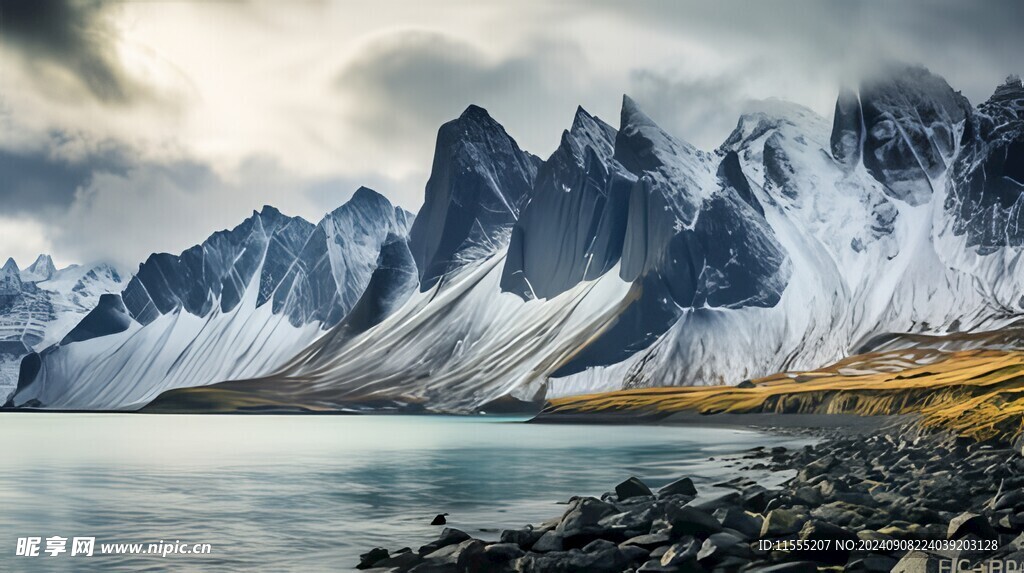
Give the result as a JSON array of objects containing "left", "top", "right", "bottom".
[{"left": 543, "top": 345, "right": 1024, "bottom": 443}]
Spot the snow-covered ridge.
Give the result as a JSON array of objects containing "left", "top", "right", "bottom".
[
  {"left": 0, "top": 256, "right": 125, "bottom": 403},
  {"left": 11, "top": 63, "right": 1024, "bottom": 412},
  {"left": 10, "top": 188, "right": 413, "bottom": 409}
]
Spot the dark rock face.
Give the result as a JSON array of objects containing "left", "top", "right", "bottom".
[
  {"left": 946, "top": 76, "right": 1024, "bottom": 253},
  {"left": 120, "top": 188, "right": 410, "bottom": 329},
  {"left": 831, "top": 87, "right": 863, "bottom": 169},
  {"left": 0, "top": 258, "right": 22, "bottom": 301},
  {"left": 121, "top": 206, "right": 301, "bottom": 325},
  {"left": 717, "top": 150, "right": 764, "bottom": 216},
  {"left": 858, "top": 66, "right": 971, "bottom": 205},
  {"left": 264, "top": 188, "right": 412, "bottom": 328},
  {"left": 59, "top": 294, "right": 131, "bottom": 345},
  {"left": 410, "top": 105, "right": 540, "bottom": 291},
  {"left": 763, "top": 132, "right": 799, "bottom": 199},
  {"left": 319, "top": 233, "right": 417, "bottom": 339},
  {"left": 554, "top": 97, "right": 790, "bottom": 375},
  {"left": 501, "top": 107, "right": 633, "bottom": 299}
]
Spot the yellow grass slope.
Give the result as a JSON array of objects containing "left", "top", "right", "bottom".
[{"left": 543, "top": 347, "right": 1024, "bottom": 443}]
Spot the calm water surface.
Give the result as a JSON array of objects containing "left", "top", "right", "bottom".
[{"left": 0, "top": 414, "right": 809, "bottom": 571}]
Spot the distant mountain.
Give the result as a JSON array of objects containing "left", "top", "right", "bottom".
[
  {"left": 10, "top": 188, "right": 413, "bottom": 409},
  {"left": 14, "top": 65, "right": 1024, "bottom": 414},
  {"left": 0, "top": 256, "right": 124, "bottom": 403},
  {"left": 20, "top": 254, "right": 57, "bottom": 283}
]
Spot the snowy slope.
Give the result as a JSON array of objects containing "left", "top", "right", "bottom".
[
  {"left": 555, "top": 70, "right": 1024, "bottom": 397},
  {"left": 0, "top": 256, "right": 124, "bottom": 402},
  {"left": 11, "top": 189, "right": 413, "bottom": 409}
]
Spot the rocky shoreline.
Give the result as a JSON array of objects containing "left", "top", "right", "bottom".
[{"left": 357, "top": 424, "right": 1024, "bottom": 572}]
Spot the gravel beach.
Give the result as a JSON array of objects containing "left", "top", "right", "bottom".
[{"left": 357, "top": 418, "right": 1024, "bottom": 572}]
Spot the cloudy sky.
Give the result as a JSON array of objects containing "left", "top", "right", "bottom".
[{"left": 1, "top": 0, "right": 1021, "bottom": 269}]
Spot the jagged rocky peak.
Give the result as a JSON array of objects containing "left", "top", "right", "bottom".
[
  {"left": 946, "top": 76, "right": 1024, "bottom": 253},
  {"left": 980, "top": 75, "right": 1024, "bottom": 127},
  {"left": 831, "top": 64, "right": 972, "bottom": 205},
  {"left": 992, "top": 74, "right": 1023, "bottom": 102},
  {"left": 0, "top": 258, "right": 22, "bottom": 296},
  {"left": 21, "top": 254, "right": 57, "bottom": 282},
  {"left": 567, "top": 106, "right": 618, "bottom": 163},
  {"left": 501, "top": 105, "right": 633, "bottom": 299},
  {"left": 409, "top": 104, "right": 541, "bottom": 291},
  {"left": 557, "top": 96, "right": 790, "bottom": 375},
  {"left": 120, "top": 206, "right": 301, "bottom": 325},
  {"left": 266, "top": 186, "right": 413, "bottom": 328},
  {"left": 830, "top": 87, "right": 863, "bottom": 169},
  {"left": 614, "top": 95, "right": 716, "bottom": 233}
]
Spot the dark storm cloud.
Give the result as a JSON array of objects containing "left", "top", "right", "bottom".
[
  {"left": 334, "top": 31, "right": 590, "bottom": 161},
  {"left": 0, "top": 132, "right": 133, "bottom": 216},
  {"left": 0, "top": 0, "right": 142, "bottom": 103},
  {"left": 585, "top": 0, "right": 1024, "bottom": 105},
  {"left": 627, "top": 68, "right": 756, "bottom": 149}
]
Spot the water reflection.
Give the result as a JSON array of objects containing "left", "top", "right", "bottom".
[{"left": 0, "top": 414, "right": 808, "bottom": 571}]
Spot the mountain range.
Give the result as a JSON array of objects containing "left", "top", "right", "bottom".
[
  {"left": 0, "top": 255, "right": 125, "bottom": 403},
  {"left": 5, "top": 65, "right": 1024, "bottom": 413}
]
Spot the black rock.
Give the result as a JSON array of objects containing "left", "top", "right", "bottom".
[
  {"left": 696, "top": 531, "right": 748, "bottom": 563},
  {"left": 556, "top": 497, "right": 618, "bottom": 544},
  {"left": 760, "top": 509, "right": 807, "bottom": 537},
  {"left": 715, "top": 508, "right": 763, "bottom": 540},
  {"left": 408, "top": 561, "right": 459, "bottom": 573},
  {"left": 620, "top": 544, "right": 651, "bottom": 565},
  {"left": 516, "top": 545, "right": 629, "bottom": 573},
  {"left": 532, "top": 531, "right": 564, "bottom": 553},
  {"left": 948, "top": 512, "right": 998, "bottom": 540},
  {"left": 372, "top": 550, "right": 422, "bottom": 570},
  {"left": 666, "top": 505, "right": 723, "bottom": 537},
  {"left": 421, "top": 539, "right": 486, "bottom": 570},
  {"left": 741, "top": 487, "right": 770, "bottom": 513},
  {"left": 660, "top": 477, "right": 698, "bottom": 497},
  {"left": 745, "top": 562, "right": 819, "bottom": 573},
  {"left": 692, "top": 492, "right": 742, "bottom": 513},
  {"left": 482, "top": 543, "right": 524, "bottom": 564},
  {"left": 356, "top": 547, "right": 389, "bottom": 569},
  {"left": 799, "top": 519, "right": 857, "bottom": 543},
  {"left": 431, "top": 513, "right": 449, "bottom": 526},
  {"left": 660, "top": 537, "right": 700, "bottom": 567},
  {"left": 616, "top": 476, "right": 655, "bottom": 500},
  {"left": 418, "top": 528, "right": 470, "bottom": 555},
  {"left": 993, "top": 490, "right": 1024, "bottom": 512},
  {"left": 621, "top": 532, "right": 672, "bottom": 551},
  {"left": 499, "top": 527, "right": 544, "bottom": 549},
  {"left": 637, "top": 559, "right": 688, "bottom": 572},
  {"left": 795, "top": 520, "right": 856, "bottom": 564},
  {"left": 846, "top": 553, "right": 900, "bottom": 573}
]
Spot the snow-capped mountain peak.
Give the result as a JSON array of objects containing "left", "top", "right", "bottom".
[
  {"left": 408, "top": 105, "right": 541, "bottom": 291},
  {"left": 1, "top": 258, "right": 21, "bottom": 296},
  {"left": 11, "top": 189, "right": 413, "bottom": 410},
  {"left": 20, "top": 254, "right": 57, "bottom": 282}
]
